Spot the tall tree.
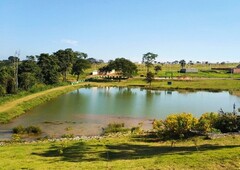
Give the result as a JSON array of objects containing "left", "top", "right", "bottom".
[
  {"left": 8, "top": 56, "right": 19, "bottom": 93},
  {"left": 37, "top": 53, "right": 59, "bottom": 84},
  {"left": 54, "top": 48, "right": 79, "bottom": 82},
  {"left": 72, "top": 58, "right": 91, "bottom": 81},
  {"left": 146, "top": 71, "right": 154, "bottom": 86},
  {"left": 18, "top": 56, "right": 40, "bottom": 90},
  {"left": 142, "top": 52, "right": 158, "bottom": 73},
  {"left": 0, "top": 66, "right": 13, "bottom": 95},
  {"left": 179, "top": 60, "right": 186, "bottom": 69}
]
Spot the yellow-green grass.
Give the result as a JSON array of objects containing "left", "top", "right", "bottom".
[
  {"left": 0, "top": 84, "right": 91, "bottom": 123},
  {"left": 120, "top": 78, "right": 240, "bottom": 91},
  {"left": 0, "top": 135, "right": 239, "bottom": 169}
]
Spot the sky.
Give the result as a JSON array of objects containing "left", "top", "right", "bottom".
[{"left": 0, "top": 0, "right": 240, "bottom": 63}]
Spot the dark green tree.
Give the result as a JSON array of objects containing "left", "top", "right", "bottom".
[
  {"left": 72, "top": 58, "right": 91, "bottom": 81},
  {"left": 142, "top": 52, "right": 158, "bottom": 73},
  {"left": 0, "top": 66, "right": 13, "bottom": 95},
  {"left": 18, "top": 56, "right": 40, "bottom": 90},
  {"left": 107, "top": 58, "right": 137, "bottom": 81},
  {"left": 179, "top": 60, "right": 186, "bottom": 69},
  {"left": 146, "top": 71, "right": 154, "bottom": 86},
  {"left": 54, "top": 48, "right": 79, "bottom": 82},
  {"left": 37, "top": 53, "right": 59, "bottom": 84}
]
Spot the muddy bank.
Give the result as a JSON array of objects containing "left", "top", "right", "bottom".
[{"left": 0, "top": 114, "right": 153, "bottom": 141}]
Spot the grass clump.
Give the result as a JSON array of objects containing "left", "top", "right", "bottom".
[
  {"left": 12, "top": 125, "right": 41, "bottom": 135},
  {"left": 61, "top": 134, "right": 74, "bottom": 138},
  {"left": 103, "top": 123, "right": 129, "bottom": 135}
]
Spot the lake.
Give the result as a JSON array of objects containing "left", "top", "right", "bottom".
[{"left": 0, "top": 87, "right": 239, "bottom": 139}]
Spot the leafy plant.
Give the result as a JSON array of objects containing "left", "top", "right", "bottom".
[
  {"left": 214, "top": 112, "right": 240, "bottom": 133},
  {"left": 12, "top": 125, "right": 41, "bottom": 134},
  {"left": 12, "top": 125, "right": 25, "bottom": 134},
  {"left": 153, "top": 113, "right": 198, "bottom": 139},
  {"left": 196, "top": 112, "right": 219, "bottom": 133}
]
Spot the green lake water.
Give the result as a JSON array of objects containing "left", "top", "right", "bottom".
[{"left": 0, "top": 87, "right": 239, "bottom": 139}]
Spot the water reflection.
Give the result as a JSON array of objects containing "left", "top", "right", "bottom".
[{"left": 5, "top": 88, "right": 240, "bottom": 124}]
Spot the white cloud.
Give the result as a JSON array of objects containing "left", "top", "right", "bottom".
[{"left": 61, "top": 39, "right": 79, "bottom": 46}]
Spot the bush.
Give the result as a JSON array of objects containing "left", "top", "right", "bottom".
[
  {"left": 153, "top": 113, "right": 198, "bottom": 139},
  {"left": 196, "top": 112, "right": 219, "bottom": 133},
  {"left": 214, "top": 113, "right": 240, "bottom": 133},
  {"left": 25, "top": 126, "right": 42, "bottom": 134},
  {"left": 12, "top": 125, "right": 25, "bottom": 134},
  {"left": 12, "top": 125, "right": 41, "bottom": 134}
]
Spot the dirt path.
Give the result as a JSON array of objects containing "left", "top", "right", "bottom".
[{"left": 0, "top": 85, "right": 73, "bottom": 113}]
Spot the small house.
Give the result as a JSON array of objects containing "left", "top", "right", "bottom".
[{"left": 180, "top": 68, "right": 198, "bottom": 73}]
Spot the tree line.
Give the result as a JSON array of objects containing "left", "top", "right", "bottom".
[
  {"left": 0, "top": 50, "right": 162, "bottom": 96},
  {"left": 0, "top": 48, "right": 92, "bottom": 96}
]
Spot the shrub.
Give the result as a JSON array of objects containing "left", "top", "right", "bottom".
[
  {"left": 152, "top": 119, "right": 165, "bottom": 138},
  {"left": 25, "top": 126, "right": 42, "bottom": 134},
  {"left": 12, "top": 125, "right": 41, "bottom": 134},
  {"left": 153, "top": 113, "right": 198, "bottom": 139},
  {"left": 214, "top": 113, "right": 240, "bottom": 133},
  {"left": 12, "top": 125, "right": 25, "bottom": 134},
  {"left": 196, "top": 112, "right": 219, "bottom": 133},
  {"left": 164, "top": 113, "right": 198, "bottom": 138}
]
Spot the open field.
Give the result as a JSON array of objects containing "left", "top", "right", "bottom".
[{"left": 0, "top": 135, "right": 239, "bottom": 169}]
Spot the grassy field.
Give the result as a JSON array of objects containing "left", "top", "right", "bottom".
[
  {"left": 0, "top": 63, "right": 240, "bottom": 169},
  {"left": 0, "top": 134, "right": 239, "bottom": 169}
]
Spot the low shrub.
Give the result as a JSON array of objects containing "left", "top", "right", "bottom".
[
  {"left": 214, "top": 112, "right": 240, "bottom": 133},
  {"left": 196, "top": 112, "right": 219, "bottom": 133},
  {"left": 153, "top": 113, "right": 198, "bottom": 139},
  {"left": 12, "top": 125, "right": 25, "bottom": 134},
  {"left": 25, "top": 126, "right": 42, "bottom": 134},
  {"left": 12, "top": 125, "right": 41, "bottom": 135}
]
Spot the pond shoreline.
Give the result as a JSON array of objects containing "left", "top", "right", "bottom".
[{"left": 0, "top": 81, "right": 239, "bottom": 123}]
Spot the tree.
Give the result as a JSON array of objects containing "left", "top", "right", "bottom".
[
  {"left": 18, "top": 57, "right": 40, "bottom": 90},
  {"left": 54, "top": 48, "right": 79, "bottom": 82},
  {"left": 37, "top": 53, "right": 59, "bottom": 84},
  {"left": 72, "top": 58, "right": 91, "bottom": 81},
  {"left": 146, "top": 71, "right": 154, "bottom": 86},
  {"left": 0, "top": 66, "right": 13, "bottom": 95},
  {"left": 179, "top": 60, "right": 186, "bottom": 69},
  {"left": 8, "top": 56, "right": 20, "bottom": 93},
  {"left": 142, "top": 52, "right": 158, "bottom": 73},
  {"left": 18, "top": 72, "right": 37, "bottom": 90},
  {"left": 107, "top": 58, "right": 137, "bottom": 81},
  {"left": 154, "top": 65, "right": 162, "bottom": 75}
]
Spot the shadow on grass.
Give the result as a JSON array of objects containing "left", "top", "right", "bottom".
[{"left": 32, "top": 140, "right": 240, "bottom": 162}]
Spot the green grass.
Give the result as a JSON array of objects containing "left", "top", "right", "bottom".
[
  {"left": 0, "top": 135, "right": 239, "bottom": 169},
  {"left": 0, "top": 84, "right": 89, "bottom": 123}
]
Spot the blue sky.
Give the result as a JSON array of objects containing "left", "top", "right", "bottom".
[{"left": 0, "top": 0, "right": 240, "bottom": 62}]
